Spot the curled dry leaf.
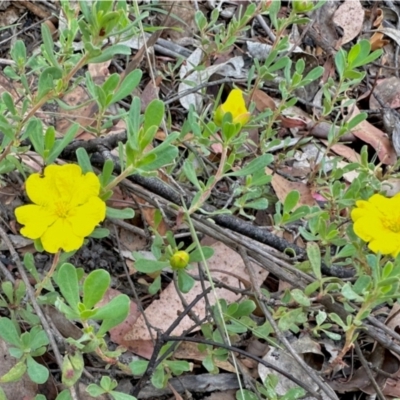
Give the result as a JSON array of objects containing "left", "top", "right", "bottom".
[{"left": 178, "top": 48, "right": 245, "bottom": 110}]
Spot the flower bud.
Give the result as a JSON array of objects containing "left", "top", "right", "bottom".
[
  {"left": 214, "top": 89, "right": 250, "bottom": 128},
  {"left": 170, "top": 250, "right": 190, "bottom": 270},
  {"left": 292, "top": 0, "right": 314, "bottom": 13}
]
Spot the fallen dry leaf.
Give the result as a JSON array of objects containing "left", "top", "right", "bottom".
[
  {"left": 252, "top": 89, "right": 276, "bottom": 112},
  {"left": 370, "top": 77, "right": 400, "bottom": 110},
  {"left": 267, "top": 168, "right": 317, "bottom": 208},
  {"left": 120, "top": 242, "right": 268, "bottom": 357},
  {"left": 350, "top": 106, "right": 397, "bottom": 165},
  {"left": 321, "top": 140, "right": 361, "bottom": 163},
  {"left": 333, "top": 0, "right": 364, "bottom": 46},
  {"left": 173, "top": 341, "right": 236, "bottom": 373},
  {"left": 56, "top": 85, "right": 97, "bottom": 138}
]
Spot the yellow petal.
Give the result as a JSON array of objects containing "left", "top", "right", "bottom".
[
  {"left": 25, "top": 172, "right": 56, "bottom": 206},
  {"left": 223, "top": 89, "right": 247, "bottom": 117},
  {"left": 368, "top": 231, "right": 400, "bottom": 256},
  {"left": 15, "top": 205, "right": 57, "bottom": 239},
  {"left": 353, "top": 216, "right": 385, "bottom": 242},
  {"left": 40, "top": 218, "right": 84, "bottom": 253},
  {"left": 68, "top": 197, "right": 106, "bottom": 237},
  {"left": 70, "top": 172, "right": 101, "bottom": 207},
  {"left": 214, "top": 89, "right": 250, "bottom": 128},
  {"left": 368, "top": 194, "right": 391, "bottom": 212},
  {"left": 233, "top": 112, "right": 251, "bottom": 127},
  {"left": 52, "top": 164, "right": 87, "bottom": 204}
]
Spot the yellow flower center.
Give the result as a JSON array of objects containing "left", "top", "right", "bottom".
[
  {"left": 54, "top": 201, "right": 71, "bottom": 218},
  {"left": 382, "top": 215, "right": 400, "bottom": 233}
]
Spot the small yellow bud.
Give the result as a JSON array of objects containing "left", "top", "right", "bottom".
[
  {"left": 214, "top": 89, "right": 250, "bottom": 128},
  {"left": 170, "top": 250, "right": 190, "bottom": 270}
]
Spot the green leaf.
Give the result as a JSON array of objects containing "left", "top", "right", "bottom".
[
  {"left": 226, "top": 154, "right": 273, "bottom": 177},
  {"left": 334, "top": 48, "right": 346, "bottom": 78},
  {"left": 307, "top": 242, "right": 321, "bottom": 280},
  {"left": 0, "top": 318, "right": 21, "bottom": 347},
  {"left": 46, "top": 123, "right": 79, "bottom": 164},
  {"left": 106, "top": 206, "right": 135, "bottom": 219},
  {"left": 177, "top": 269, "right": 195, "bottom": 293},
  {"left": 62, "top": 352, "right": 84, "bottom": 387},
  {"left": 111, "top": 69, "right": 142, "bottom": 104},
  {"left": 86, "top": 384, "right": 106, "bottom": 397},
  {"left": 341, "top": 282, "right": 363, "bottom": 301},
  {"left": 37, "top": 66, "right": 62, "bottom": 100},
  {"left": 347, "top": 112, "right": 367, "bottom": 130},
  {"left": 302, "top": 66, "right": 324, "bottom": 83},
  {"left": 99, "top": 159, "right": 114, "bottom": 186},
  {"left": 183, "top": 160, "right": 201, "bottom": 189},
  {"left": 148, "top": 275, "right": 161, "bottom": 294},
  {"left": 164, "top": 360, "right": 190, "bottom": 375},
  {"left": 232, "top": 300, "right": 256, "bottom": 318},
  {"left": 329, "top": 313, "right": 347, "bottom": 329},
  {"left": 89, "top": 228, "right": 110, "bottom": 239},
  {"left": 0, "top": 360, "right": 26, "bottom": 383},
  {"left": 2, "top": 92, "right": 17, "bottom": 115},
  {"left": 138, "top": 145, "right": 178, "bottom": 172},
  {"left": 25, "top": 118, "right": 44, "bottom": 156},
  {"left": 29, "top": 327, "right": 49, "bottom": 350},
  {"left": 151, "top": 366, "right": 166, "bottom": 389},
  {"left": 76, "top": 148, "right": 93, "bottom": 173},
  {"left": 96, "top": 295, "right": 130, "bottom": 336},
  {"left": 283, "top": 190, "right": 299, "bottom": 214},
  {"left": 10, "top": 40, "right": 26, "bottom": 65},
  {"left": 27, "top": 356, "right": 49, "bottom": 384},
  {"left": 110, "top": 391, "right": 138, "bottom": 400},
  {"left": 88, "top": 44, "right": 131, "bottom": 63},
  {"left": 102, "top": 74, "right": 120, "bottom": 95},
  {"left": 57, "top": 263, "right": 80, "bottom": 311},
  {"left": 134, "top": 258, "right": 169, "bottom": 273},
  {"left": 83, "top": 270, "right": 110, "bottom": 309},
  {"left": 188, "top": 246, "right": 214, "bottom": 263},
  {"left": 55, "top": 389, "right": 73, "bottom": 400},
  {"left": 41, "top": 23, "right": 58, "bottom": 67},
  {"left": 144, "top": 99, "right": 164, "bottom": 132},
  {"left": 236, "top": 389, "right": 258, "bottom": 400},
  {"left": 291, "top": 289, "right": 311, "bottom": 307},
  {"left": 245, "top": 198, "right": 268, "bottom": 210},
  {"left": 129, "top": 360, "right": 148, "bottom": 375}
]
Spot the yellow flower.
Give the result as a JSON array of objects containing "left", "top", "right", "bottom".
[
  {"left": 351, "top": 193, "right": 400, "bottom": 257},
  {"left": 15, "top": 164, "right": 106, "bottom": 253},
  {"left": 214, "top": 89, "right": 250, "bottom": 128}
]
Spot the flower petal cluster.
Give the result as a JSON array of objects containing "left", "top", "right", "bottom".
[
  {"left": 214, "top": 89, "right": 250, "bottom": 128},
  {"left": 15, "top": 164, "right": 106, "bottom": 253},
  {"left": 351, "top": 193, "right": 400, "bottom": 257}
]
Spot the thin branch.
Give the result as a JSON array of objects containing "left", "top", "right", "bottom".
[{"left": 0, "top": 225, "right": 64, "bottom": 369}]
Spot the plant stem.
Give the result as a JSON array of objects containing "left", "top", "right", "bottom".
[
  {"left": 35, "top": 250, "right": 61, "bottom": 297},
  {"left": 103, "top": 165, "right": 135, "bottom": 193},
  {"left": 187, "top": 145, "right": 228, "bottom": 214}
]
